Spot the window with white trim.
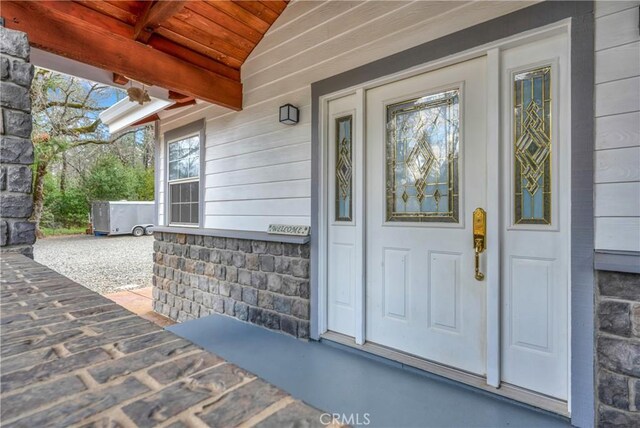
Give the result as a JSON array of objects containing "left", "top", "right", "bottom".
[{"left": 168, "top": 134, "right": 200, "bottom": 225}]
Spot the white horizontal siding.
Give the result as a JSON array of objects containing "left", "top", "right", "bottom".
[
  {"left": 594, "top": 4, "right": 640, "bottom": 51},
  {"left": 594, "top": 1, "right": 640, "bottom": 252},
  {"left": 595, "top": 147, "right": 640, "bottom": 183},
  {"left": 205, "top": 198, "right": 310, "bottom": 216},
  {"left": 596, "top": 111, "right": 640, "bottom": 150},
  {"left": 596, "top": 218, "right": 640, "bottom": 252},
  {"left": 595, "top": 77, "right": 640, "bottom": 117},
  {"left": 158, "top": 0, "right": 534, "bottom": 232},
  {"left": 595, "top": 41, "right": 640, "bottom": 84},
  {"left": 205, "top": 179, "right": 311, "bottom": 202},
  {"left": 203, "top": 215, "right": 310, "bottom": 231},
  {"left": 205, "top": 142, "right": 310, "bottom": 175},
  {"left": 204, "top": 160, "right": 311, "bottom": 188},
  {"left": 595, "top": 182, "right": 640, "bottom": 217}
]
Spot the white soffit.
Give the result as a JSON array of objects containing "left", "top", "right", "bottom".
[{"left": 100, "top": 97, "right": 174, "bottom": 134}]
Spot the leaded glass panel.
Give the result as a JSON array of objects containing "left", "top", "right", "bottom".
[
  {"left": 335, "top": 115, "right": 353, "bottom": 221},
  {"left": 513, "top": 66, "right": 551, "bottom": 225},
  {"left": 386, "top": 90, "right": 459, "bottom": 222}
]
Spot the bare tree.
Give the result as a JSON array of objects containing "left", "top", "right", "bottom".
[{"left": 30, "top": 68, "right": 147, "bottom": 236}]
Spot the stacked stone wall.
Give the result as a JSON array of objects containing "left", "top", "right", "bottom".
[
  {"left": 596, "top": 271, "right": 640, "bottom": 426},
  {"left": 0, "top": 27, "right": 35, "bottom": 257},
  {"left": 153, "top": 232, "right": 310, "bottom": 338}
]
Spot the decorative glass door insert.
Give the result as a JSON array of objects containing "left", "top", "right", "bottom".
[
  {"left": 386, "top": 90, "right": 460, "bottom": 222},
  {"left": 513, "top": 66, "right": 551, "bottom": 225},
  {"left": 335, "top": 115, "right": 353, "bottom": 221}
]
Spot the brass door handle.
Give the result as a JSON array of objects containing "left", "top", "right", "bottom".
[
  {"left": 474, "top": 240, "right": 485, "bottom": 281},
  {"left": 473, "top": 208, "right": 486, "bottom": 281}
]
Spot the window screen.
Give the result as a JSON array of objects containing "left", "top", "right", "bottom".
[{"left": 169, "top": 181, "right": 199, "bottom": 225}]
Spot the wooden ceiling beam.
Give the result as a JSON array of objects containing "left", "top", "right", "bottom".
[
  {"left": 233, "top": 1, "right": 280, "bottom": 25},
  {"left": 113, "top": 73, "right": 129, "bottom": 85},
  {"left": 154, "top": 27, "right": 243, "bottom": 69},
  {"left": 205, "top": 0, "right": 270, "bottom": 34},
  {"left": 130, "top": 113, "right": 160, "bottom": 127},
  {"left": 35, "top": 2, "right": 239, "bottom": 80},
  {"left": 38, "top": 1, "right": 134, "bottom": 38},
  {"left": 3, "top": 1, "right": 242, "bottom": 110},
  {"left": 168, "top": 91, "right": 193, "bottom": 103},
  {"left": 147, "top": 35, "right": 240, "bottom": 81},
  {"left": 166, "top": 99, "right": 197, "bottom": 110},
  {"left": 134, "top": 0, "right": 188, "bottom": 43},
  {"left": 74, "top": 0, "right": 138, "bottom": 25}
]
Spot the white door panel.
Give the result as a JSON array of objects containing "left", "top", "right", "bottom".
[
  {"left": 500, "top": 34, "right": 569, "bottom": 399},
  {"left": 327, "top": 94, "right": 359, "bottom": 337},
  {"left": 366, "top": 57, "right": 487, "bottom": 375}
]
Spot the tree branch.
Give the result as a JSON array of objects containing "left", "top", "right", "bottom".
[
  {"left": 69, "top": 129, "right": 139, "bottom": 148},
  {"left": 46, "top": 101, "right": 108, "bottom": 111}
]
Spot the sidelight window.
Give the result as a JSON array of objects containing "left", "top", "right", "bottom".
[{"left": 513, "top": 66, "right": 552, "bottom": 225}]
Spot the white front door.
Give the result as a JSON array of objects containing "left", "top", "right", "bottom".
[
  {"left": 324, "top": 31, "right": 570, "bottom": 405},
  {"left": 365, "top": 57, "right": 487, "bottom": 375}
]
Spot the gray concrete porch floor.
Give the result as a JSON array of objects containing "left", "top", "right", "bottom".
[{"left": 169, "top": 315, "right": 572, "bottom": 428}]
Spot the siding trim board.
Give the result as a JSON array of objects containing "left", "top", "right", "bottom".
[
  {"left": 595, "top": 251, "right": 640, "bottom": 274},
  {"left": 310, "top": 2, "right": 594, "bottom": 426}
]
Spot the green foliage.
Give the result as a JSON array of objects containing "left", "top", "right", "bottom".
[
  {"left": 42, "top": 155, "right": 154, "bottom": 228},
  {"left": 134, "top": 168, "right": 155, "bottom": 201},
  {"left": 40, "top": 227, "right": 86, "bottom": 237},
  {"left": 42, "top": 175, "right": 89, "bottom": 228},
  {"left": 85, "top": 155, "right": 138, "bottom": 201}
]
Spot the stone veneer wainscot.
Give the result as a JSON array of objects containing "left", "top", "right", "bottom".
[
  {"left": 596, "top": 270, "right": 640, "bottom": 426},
  {"left": 152, "top": 232, "right": 310, "bottom": 338}
]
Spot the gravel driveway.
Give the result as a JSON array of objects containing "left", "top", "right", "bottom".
[{"left": 34, "top": 234, "right": 154, "bottom": 294}]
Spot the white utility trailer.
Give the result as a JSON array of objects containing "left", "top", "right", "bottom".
[{"left": 91, "top": 201, "right": 155, "bottom": 237}]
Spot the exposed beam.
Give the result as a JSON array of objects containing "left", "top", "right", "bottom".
[
  {"left": 130, "top": 113, "right": 159, "bottom": 128},
  {"left": 166, "top": 99, "right": 197, "bottom": 110},
  {"left": 40, "top": 1, "right": 239, "bottom": 81},
  {"left": 134, "top": 1, "right": 187, "bottom": 43},
  {"left": 168, "top": 91, "right": 193, "bottom": 103},
  {"left": 148, "top": 35, "right": 240, "bottom": 81},
  {"left": 113, "top": 73, "right": 129, "bottom": 85},
  {"left": 37, "top": 1, "right": 133, "bottom": 38},
  {"left": 3, "top": 1, "right": 242, "bottom": 110}
]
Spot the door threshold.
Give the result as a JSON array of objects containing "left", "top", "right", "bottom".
[{"left": 321, "top": 331, "right": 569, "bottom": 417}]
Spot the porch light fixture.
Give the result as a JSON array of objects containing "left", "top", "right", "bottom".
[{"left": 279, "top": 104, "right": 299, "bottom": 125}]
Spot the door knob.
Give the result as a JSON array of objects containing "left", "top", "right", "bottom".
[{"left": 473, "top": 208, "right": 486, "bottom": 281}]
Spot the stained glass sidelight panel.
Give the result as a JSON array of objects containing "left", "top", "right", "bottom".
[
  {"left": 335, "top": 115, "right": 353, "bottom": 221},
  {"left": 386, "top": 90, "right": 459, "bottom": 222},
  {"left": 513, "top": 66, "right": 552, "bottom": 225}
]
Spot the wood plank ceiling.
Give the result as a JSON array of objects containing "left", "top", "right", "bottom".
[{"left": 2, "top": 1, "right": 289, "bottom": 110}]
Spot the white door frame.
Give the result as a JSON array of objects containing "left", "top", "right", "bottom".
[{"left": 317, "top": 20, "right": 572, "bottom": 415}]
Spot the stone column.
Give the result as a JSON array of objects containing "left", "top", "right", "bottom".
[{"left": 0, "top": 26, "right": 35, "bottom": 257}]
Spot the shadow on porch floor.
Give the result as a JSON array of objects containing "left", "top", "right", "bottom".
[{"left": 168, "top": 315, "right": 571, "bottom": 428}]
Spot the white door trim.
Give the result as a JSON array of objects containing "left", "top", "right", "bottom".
[
  {"left": 485, "top": 47, "right": 501, "bottom": 388},
  {"left": 354, "top": 88, "right": 366, "bottom": 345},
  {"left": 317, "top": 20, "right": 572, "bottom": 414}
]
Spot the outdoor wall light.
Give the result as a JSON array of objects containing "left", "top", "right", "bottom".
[{"left": 279, "top": 104, "right": 299, "bottom": 125}]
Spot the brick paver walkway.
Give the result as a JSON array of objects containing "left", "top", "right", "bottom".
[
  {"left": 0, "top": 254, "right": 332, "bottom": 427},
  {"left": 105, "top": 287, "right": 175, "bottom": 328}
]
